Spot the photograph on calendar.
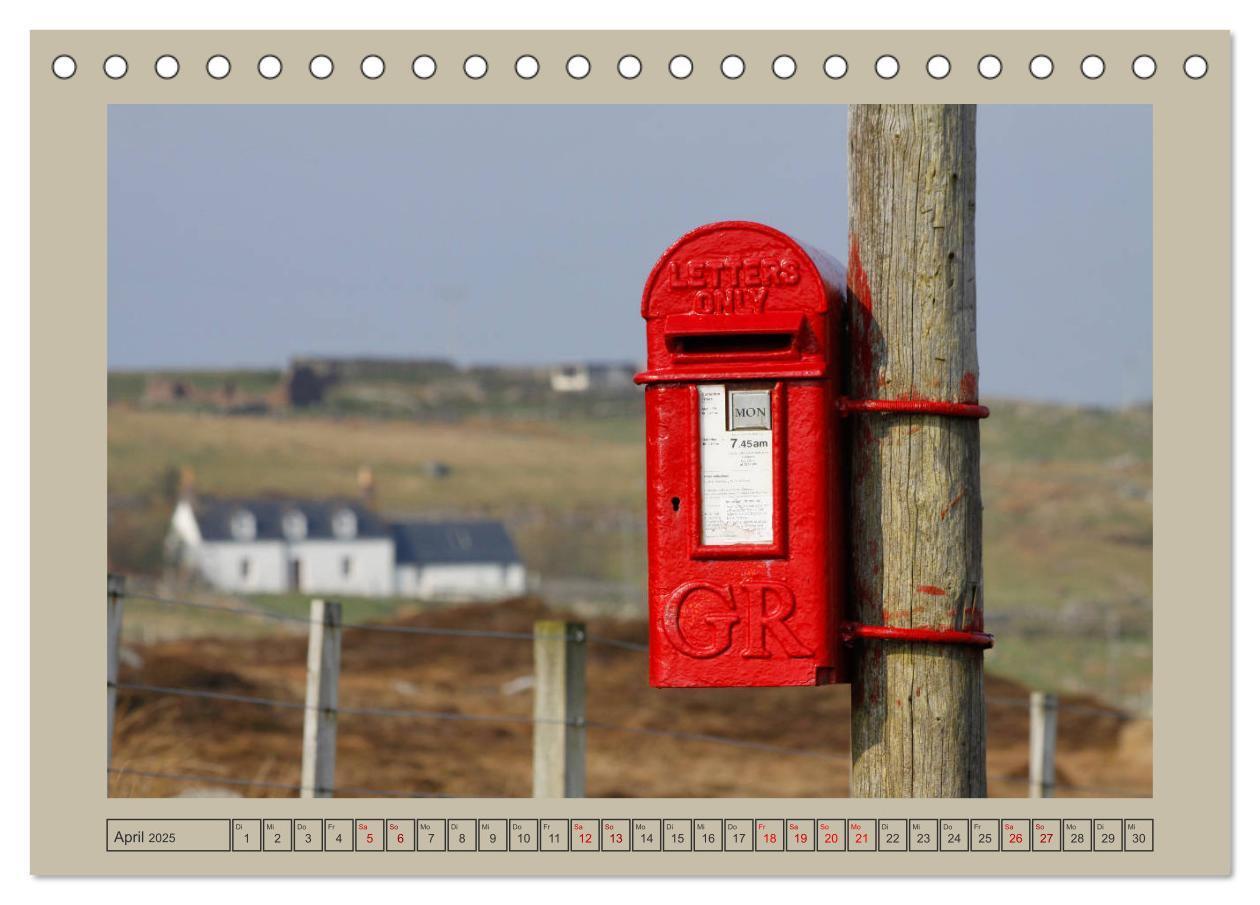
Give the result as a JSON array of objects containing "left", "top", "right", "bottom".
[{"left": 105, "top": 102, "right": 1151, "bottom": 800}]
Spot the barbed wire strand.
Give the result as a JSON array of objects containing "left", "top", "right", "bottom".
[
  {"left": 113, "top": 681, "right": 553, "bottom": 727},
  {"left": 124, "top": 590, "right": 623, "bottom": 646},
  {"left": 119, "top": 594, "right": 1140, "bottom": 717},
  {"left": 585, "top": 634, "right": 649, "bottom": 653},
  {"left": 112, "top": 681, "right": 843, "bottom": 760}
]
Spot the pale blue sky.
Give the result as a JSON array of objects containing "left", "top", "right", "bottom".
[{"left": 108, "top": 104, "right": 1151, "bottom": 406}]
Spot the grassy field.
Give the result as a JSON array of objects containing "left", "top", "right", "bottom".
[{"left": 108, "top": 397, "right": 1151, "bottom": 707}]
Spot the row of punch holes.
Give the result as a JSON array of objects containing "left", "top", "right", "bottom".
[{"left": 52, "top": 51, "right": 1210, "bottom": 82}]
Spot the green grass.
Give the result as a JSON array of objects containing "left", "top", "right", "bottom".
[{"left": 982, "top": 400, "right": 1152, "bottom": 465}]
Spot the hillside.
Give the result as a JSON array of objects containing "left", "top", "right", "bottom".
[{"left": 107, "top": 391, "right": 1151, "bottom": 710}]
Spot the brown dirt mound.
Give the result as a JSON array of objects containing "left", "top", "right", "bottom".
[{"left": 110, "top": 598, "right": 1150, "bottom": 799}]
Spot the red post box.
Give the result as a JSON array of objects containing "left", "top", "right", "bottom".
[{"left": 637, "top": 221, "right": 848, "bottom": 687}]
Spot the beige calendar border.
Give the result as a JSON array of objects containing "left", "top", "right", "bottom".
[{"left": 30, "top": 29, "right": 1231, "bottom": 877}]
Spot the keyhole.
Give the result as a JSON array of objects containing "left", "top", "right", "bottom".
[{"left": 670, "top": 496, "right": 681, "bottom": 512}]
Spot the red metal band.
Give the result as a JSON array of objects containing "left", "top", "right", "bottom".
[
  {"left": 839, "top": 622, "right": 995, "bottom": 649},
  {"left": 838, "top": 398, "right": 990, "bottom": 419}
]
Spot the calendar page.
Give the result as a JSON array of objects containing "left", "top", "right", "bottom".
[{"left": 25, "top": 27, "right": 1231, "bottom": 881}]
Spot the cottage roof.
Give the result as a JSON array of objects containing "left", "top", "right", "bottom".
[
  {"left": 390, "top": 519, "right": 521, "bottom": 566},
  {"left": 192, "top": 497, "right": 390, "bottom": 542}
]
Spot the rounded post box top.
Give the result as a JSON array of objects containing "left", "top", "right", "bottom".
[{"left": 638, "top": 221, "right": 847, "bottom": 383}]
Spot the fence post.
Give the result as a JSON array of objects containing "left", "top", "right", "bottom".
[
  {"left": 300, "top": 599, "right": 341, "bottom": 799},
  {"left": 532, "top": 620, "right": 586, "bottom": 798},
  {"left": 1029, "top": 691, "right": 1058, "bottom": 798},
  {"left": 106, "top": 574, "right": 125, "bottom": 768}
]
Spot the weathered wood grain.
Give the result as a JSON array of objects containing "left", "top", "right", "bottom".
[
  {"left": 300, "top": 598, "right": 342, "bottom": 798},
  {"left": 847, "top": 105, "right": 986, "bottom": 797},
  {"left": 532, "top": 620, "right": 587, "bottom": 798}
]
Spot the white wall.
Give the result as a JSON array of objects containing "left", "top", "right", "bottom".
[
  {"left": 396, "top": 562, "right": 526, "bottom": 600},
  {"left": 288, "top": 539, "right": 394, "bottom": 596},
  {"left": 197, "top": 541, "right": 288, "bottom": 593}
]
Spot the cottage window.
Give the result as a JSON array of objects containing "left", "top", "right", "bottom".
[
  {"left": 331, "top": 508, "right": 358, "bottom": 540},
  {"left": 281, "top": 509, "right": 308, "bottom": 541},
  {"left": 229, "top": 509, "right": 257, "bottom": 541},
  {"left": 341, "top": 556, "right": 353, "bottom": 577},
  {"left": 240, "top": 558, "right": 251, "bottom": 578}
]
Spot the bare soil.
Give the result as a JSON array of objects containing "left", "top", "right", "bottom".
[{"left": 109, "top": 598, "right": 1151, "bottom": 799}]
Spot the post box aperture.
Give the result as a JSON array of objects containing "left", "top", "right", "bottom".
[{"left": 637, "top": 221, "right": 848, "bottom": 688}]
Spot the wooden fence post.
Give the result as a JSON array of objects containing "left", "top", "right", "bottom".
[
  {"left": 106, "top": 574, "right": 125, "bottom": 767},
  {"left": 532, "top": 620, "right": 586, "bottom": 798},
  {"left": 1029, "top": 691, "right": 1058, "bottom": 798},
  {"left": 300, "top": 599, "right": 341, "bottom": 799},
  {"left": 848, "top": 104, "right": 987, "bottom": 796}
]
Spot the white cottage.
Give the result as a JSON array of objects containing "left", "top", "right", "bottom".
[
  {"left": 391, "top": 519, "right": 527, "bottom": 600},
  {"left": 167, "top": 497, "right": 526, "bottom": 601},
  {"left": 168, "top": 497, "right": 395, "bottom": 595}
]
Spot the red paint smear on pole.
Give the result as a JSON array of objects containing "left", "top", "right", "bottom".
[
  {"left": 939, "top": 490, "right": 965, "bottom": 520},
  {"left": 960, "top": 371, "right": 978, "bottom": 403},
  {"left": 847, "top": 235, "right": 876, "bottom": 390},
  {"left": 916, "top": 585, "right": 947, "bottom": 596}
]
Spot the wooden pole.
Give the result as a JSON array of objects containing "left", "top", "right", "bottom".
[
  {"left": 532, "top": 620, "right": 586, "bottom": 797},
  {"left": 300, "top": 599, "right": 341, "bottom": 799},
  {"left": 847, "top": 104, "right": 986, "bottom": 797},
  {"left": 1029, "top": 692, "right": 1058, "bottom": 798},
  {"left": 106, "top": 574, "right": 125, "bottom": 768}
]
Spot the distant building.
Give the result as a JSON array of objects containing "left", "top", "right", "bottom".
[
  {"left": 167, "top": 497, "right": 525, "bottom": 601},
  {"left": 548, "top": 361, "right": 638, "bottom": 393},
  {"left": 278, "top": 362, "right": 338, "bottom": 408},
  {"left": 391, "top": 520, "right": 527, "bottom": 600},
  {"left": 167, "top": 497, "right": 394, "bottom": 596}
]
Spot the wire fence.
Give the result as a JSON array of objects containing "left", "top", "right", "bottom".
[
  {"left": 108, "top": 579, "right": 1149, "bottom": 798},
  {"left": 119, "top": 589, "right": 1123, "bottom": 719}
]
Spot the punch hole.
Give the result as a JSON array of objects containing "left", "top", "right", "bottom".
[
  {"left": 1132, "top": 55, "right": 1156, "bottom": 79},
  {"left": 154, "top": 55, "right": 179, "bottom": 79},
  {"left": 671, "top": 497, "right": 681, "bottom": 513},
  {"left": 361, "top": 55, "right": 385, "bottom": 79},
  {"left": 206, "top": 55, "right": 231, "bottom": 79},
  {"left": 926, "top": 55, "right": 950, "bottom": 79},
  {"left": 566, "top": 55, "right": 591, "bottom": 79},
  {"left": 52, "top": 55, "right": 76, "bottom": 79},
  {"left": 1080, "top": 55, "right": 1105, "bottom": 79},
  {"left": 515, "top": 55, "right": 539, "bottom": 79},
  {"left": 669, "top": 55, "right": 693, "bottom": 79},
  {"left": 257, "top": 55, "right": 282, "bottom": 80},
  {"left": 875, "top": 55, "right": 899, "bottom": 79},
  {"left": 464, "top": 55, "right": 488, "bottom": 79},
  {"left": 772, "top": 55, "right": 796, "bottom": 79},
  {"left": 309, "top": 55, "right": 334, "bottom": 80},
  {"left": 104, "top": 55, "right": 128, "bottom": 79},
  {"left": 618, "top": 55, "right": 642, "bottom": 79},
  {"left": 1029, "top": 55, "right": 1054, "bottom": 79},
  {"left": 823, "top": 55, "right": 848, "bottom": 79},
  {"left": 978, "top": 55, "right": 1002, "bottom": 79},
  {"left": 721, "top": 55, "right": 745, "bottom": 79},
  {"left": 412, "top": 55, "right": 437, "bottom": 79},
  {"left": 1184, "top": 55, "right": 1208, "bottom": 79}
]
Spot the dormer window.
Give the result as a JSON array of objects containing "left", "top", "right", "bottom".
[
  {"left": 229, "top": 508, "right": 257, "bottom": 541},
  {"left": 331, "top": 507, "right": 358, "bottom": 540},
  {"left": 282, "top": 509, "right": 308, "bottom": 541}
]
